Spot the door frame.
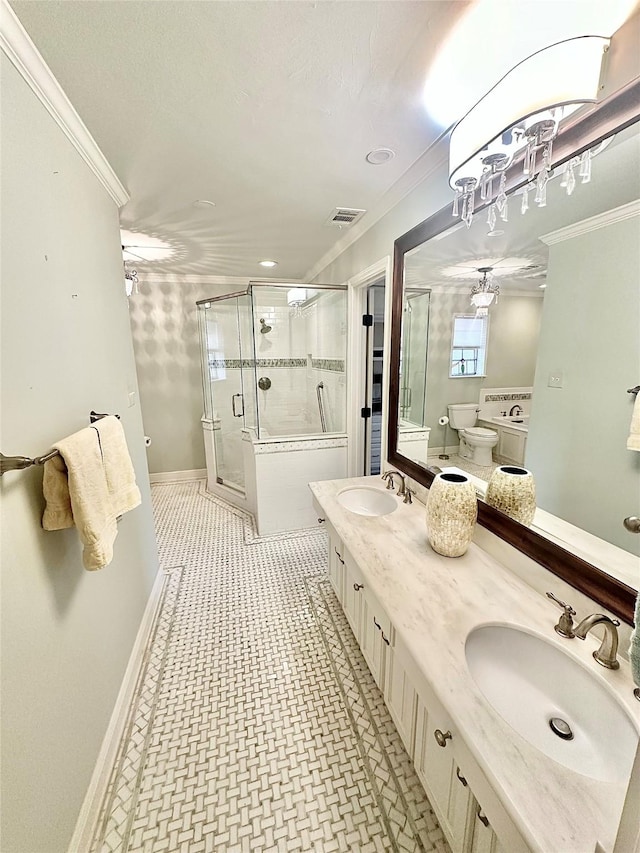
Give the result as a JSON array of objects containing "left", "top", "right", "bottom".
[{"left": 345, "top": 256, "right": 393, "bottom": 477}]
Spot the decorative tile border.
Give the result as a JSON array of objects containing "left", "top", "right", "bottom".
[
  {"left": 208, "top": 357, "right": 315, "bottom": 369},
  {"left": 484, "top": 392, "right": 531, "bottom": 402},
  {"left": 311, "top": 357, "right": 345, "bottom": 372},
  {"left": 89, "top": 566, "right": 184, "bottom": 853},
  {"left": 251, "top": 435, "right": 348, "bottom": 454}
]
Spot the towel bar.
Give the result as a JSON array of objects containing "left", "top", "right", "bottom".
[
  {"left": 0, "top": 412, "right": 120, "bottom": 476},
  {"left": 628, "top": 385, "right": 640, "bottom": 396}
]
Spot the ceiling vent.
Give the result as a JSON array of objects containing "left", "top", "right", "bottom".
[{"left": 325, "top": 208, "right": 366, "bottom": 227}]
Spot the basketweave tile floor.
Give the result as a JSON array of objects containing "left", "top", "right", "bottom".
[{"left": 90, "top": 480, "right": 450, "bottom": 853}]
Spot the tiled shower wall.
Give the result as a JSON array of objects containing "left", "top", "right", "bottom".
[{"left": 248, "top": 287, "right": 347, "bottom": 436}]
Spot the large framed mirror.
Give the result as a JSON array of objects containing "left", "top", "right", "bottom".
[{"left": 388, "top": 79, "right": 639, "bottom": 624}]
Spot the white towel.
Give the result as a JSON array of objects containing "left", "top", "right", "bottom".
[
  {"left": 42, "top": 417, "right": 140, "bottom": 570},
  {"left": 627, "top": 393, "right": 640, "bottom": 451},
  {"left": 630, "top": 592, "right": 640, "bottom": 688}
]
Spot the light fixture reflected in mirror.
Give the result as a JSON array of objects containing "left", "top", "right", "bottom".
[{"left": 469, "top": 267, "right": 499, "bottom": 316}]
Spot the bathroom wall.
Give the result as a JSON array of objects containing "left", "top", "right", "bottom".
[
  {"left": 1, "top": 54, "right": 159, "bottom": 853},
  {"left": 526, "top": 213, "right": 640, "bottom": 553},
  {"left": 129, "top": 276, "right": 237, "bottom": 474},
  {"left": 424, "top": 289, "right": 543, "bottom": 433}
]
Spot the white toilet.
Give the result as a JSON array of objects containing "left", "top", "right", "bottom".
[{"left": 448, "top": 403, "right": 498, "bottom": 467}]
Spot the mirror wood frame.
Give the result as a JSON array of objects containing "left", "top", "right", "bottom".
[{"left": 388, "top": 79, "right": 640, "bottom": 625}]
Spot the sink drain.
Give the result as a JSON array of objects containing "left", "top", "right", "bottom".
[{"left": 549, "top": 717, "right": 574, "bottom": 740}]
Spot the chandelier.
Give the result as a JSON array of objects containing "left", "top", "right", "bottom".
[
  {"left": 449, "top": 37, "right": 609, "bottom": 231},
  {"left": 470, "top": 267, "right": 499, "bottom": 316}
]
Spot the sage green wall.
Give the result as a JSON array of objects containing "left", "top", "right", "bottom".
[
  {"left": 526, "top": 215, "right": 640, "bottom": 553},
  {"left": 128, "top": 277, "right": 236, "bottom": 474},
  {"left": 1, "top": 56, "right": 159, "bottom": 853},
  {"left": 423, "top": 291, "right": 543, "bottom": 434}
]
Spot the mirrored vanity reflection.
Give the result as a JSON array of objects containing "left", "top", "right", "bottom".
[{"left": 389, "top": 96, "right": 640, "bottom": 622}]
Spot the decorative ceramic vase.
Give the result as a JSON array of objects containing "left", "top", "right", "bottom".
[
  {"left": 425, "top": 472, "right": 477, "bottom": 557},
  {"left": 485, "top": 465, "right": 536, "bottom": 526}
]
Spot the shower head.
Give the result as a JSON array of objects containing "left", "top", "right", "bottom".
[{"left": 259, "top": 318, "right": 272, "bottom": 334}]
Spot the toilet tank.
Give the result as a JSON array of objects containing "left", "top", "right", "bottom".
[{"left": 448, "top": 403, "right": 479, "bottom": 429}]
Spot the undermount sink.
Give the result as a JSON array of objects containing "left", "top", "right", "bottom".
[
  {"left": 465, "top": 624, "right": 638, "bottom": 783},
  {"left": 337, "top": 486, "right": 398, "bottom": 517}
]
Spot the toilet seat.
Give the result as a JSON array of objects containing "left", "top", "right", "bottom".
[{"left": 464, "top": 427, "right": 496, "bottom": 439}]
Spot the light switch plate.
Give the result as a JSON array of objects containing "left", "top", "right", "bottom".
[{"left": 548, "top": 372, "right": 563, "bottom": 388}]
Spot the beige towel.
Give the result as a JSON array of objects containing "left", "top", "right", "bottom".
[
  {"left": 42, "top": 417, "right": 141, "bottom": 570},
  {"left": 93, "top": 416, "right": 142, "bottom": 518},
  {"left": 628, "top": 394, "right": 640, "bottom": 452}
]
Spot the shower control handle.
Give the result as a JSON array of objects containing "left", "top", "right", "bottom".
[{"left": 231, "top": 394, "right": 244, "bottom": 418}]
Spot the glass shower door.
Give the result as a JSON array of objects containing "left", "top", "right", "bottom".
[{"left": 202, "top": 295, "right": 252, "bottom": 493}]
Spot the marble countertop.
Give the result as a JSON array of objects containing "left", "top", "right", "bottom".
[{"left": 309, "top": 475, "right": 640, "bottom": 853}]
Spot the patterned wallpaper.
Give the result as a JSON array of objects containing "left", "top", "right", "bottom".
[{"left": 128, "top": 276, "right": 236, "bottom": 473}]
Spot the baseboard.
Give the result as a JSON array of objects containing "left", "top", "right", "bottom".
[
  {"left": 67, "top": 568, "right": 167, "bottom": 853},
  {"left": 149, "top": 468, "right": 206, "bottom": 484}
]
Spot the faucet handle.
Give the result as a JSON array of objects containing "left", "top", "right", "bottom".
[
  {"left": 546, "top": 592, "right": 576, "bottom": 638},
  {"left": 403, "top": 486, "right": 415, "bottom": 505},
  {"left": 382, "top": 471, "right": 395, "bottom": 490}
]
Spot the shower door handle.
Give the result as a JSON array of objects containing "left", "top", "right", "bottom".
[{"left": 231, "top": 394, "right": 244, "bottom": 418}]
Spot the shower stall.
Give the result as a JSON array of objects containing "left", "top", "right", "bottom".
[{"left": 197, "top": 282, "right": 348, "bottom": 534}]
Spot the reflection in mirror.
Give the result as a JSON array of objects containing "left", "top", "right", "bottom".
[
  {"left": 398, "top": 289, "right": 431, "bottom": 465},
  {"left": 399, "top": 123, "right": 639, "bottom": 591}
]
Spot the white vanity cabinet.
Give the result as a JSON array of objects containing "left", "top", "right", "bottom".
[
  {"left": 327, "top": 525, "right": 345, "bottom": 601},
  {"left": 383, "top": 632, "right": 418, "bottom": 755},
  {"left": 412, "top": 689, "right": 512, "bottom": 853},
  {"left": 496, "top": 426, "right": 526, "bottom": 465},
  {"left": 321, "top": 521, "right": 529, "bottom": 853},
  {"left": 326, "top": 524, "right": 390, "bottom": 690}
]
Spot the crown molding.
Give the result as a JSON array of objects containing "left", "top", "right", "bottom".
[
  {"left": 539, "top": 198, "right": 640, "bottom": 245},
  {"left": 137, "top": 273, "right": 304, "bottom": 285},
  {"left": 303, "top": 140, "right": 450, "bottom": 283},
  {"left": 0, "top": 0, "right": 128, "bottom": 207}
]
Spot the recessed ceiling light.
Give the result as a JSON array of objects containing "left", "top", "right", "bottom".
[
  {"left": 259, "top": 260, "right": 278, "bottom": 268},
  {"left": 193, "top": 199, "right": 216, "bottom": 208},
  {"left": 366, "top": 147, "right": 396, "bottom": 165}
]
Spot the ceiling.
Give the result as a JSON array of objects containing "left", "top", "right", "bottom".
[{"left": 10, "top": 0, "right": 471, "bottom": 280}]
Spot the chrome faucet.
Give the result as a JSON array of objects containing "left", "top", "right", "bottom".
[
  {"left": 509, "top": 404, "right": 524, "bottom": 417},
  {"left": 381, "top": 471, "right": 414, "bottom": 504},
  {"left": 574, "top": 613, "right": 621, "bottom": 669}
]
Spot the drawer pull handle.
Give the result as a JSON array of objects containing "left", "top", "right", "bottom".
[
  {"left": 373, "top": 616, "right": 382, "bottom": 631},
  {"left": 353, "top": 582, "right": 363, "bottom": 591},
  {"left": 456, "top": 767, "right": 467, "bottom": 787},
  {"left": 334, "top": 548, "right": 344, "bottom": 565},
  {"left": 318, "top": 517, "right": 325, "bottom": 524},
  {"left": 381, "top": 630, "right": 390, "bottom": 646},
  {"left": 477, "top": 807, "right": 489, "bottom": 828},
  {"left": 434, "top": 729, "right": 452, "bottom": 748}
]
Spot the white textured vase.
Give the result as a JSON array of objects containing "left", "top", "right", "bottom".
[
  {"left": 425, "top": 472, "right": 477, "bottom": 557},
  {"left": 485, "top": 465, "right": 536, "bottom": 526}
]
